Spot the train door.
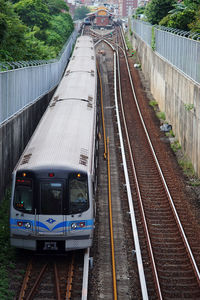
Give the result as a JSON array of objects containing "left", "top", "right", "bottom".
[{"left": 36, "top": 181, "right": 65, "bottom": 237}]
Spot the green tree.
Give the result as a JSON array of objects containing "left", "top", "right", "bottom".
[
  {"left": 145, "top": 0, "right": 176, "bottom": 24},
  {"left": 46, "top": 0, "right": 69, "bottom": 15},
  {"left": 74, "top": 6, "right": 90, "bottom": 20},
  {"left": 24, "top": 27, "right": 57, "bottom": 60},
  {"left": 159, "top": 8, "right": 196, "bottom": 30},
  {"left": 189, "top": 8, "right": 200, "bottom": 32},
  {"left": 46, "top": 13, "right": 74, "bottom": 53},
  {"left": 134, "top": 6, "right": 145, "bottom": 19},
  {"left": 14, "top": 0, "right": 50, "bottom": 30},
  {"left": 159, "top": 0, "right": 200, "bottom": 31},
  {"left": 0, "top": 0, "right": 27, "bottom": 61},
  {"left": 0, "top": 0, "right": 74, "bottom": 62},
  {"left": 184, "top": 0, "right": 200, "bottom": 8}
]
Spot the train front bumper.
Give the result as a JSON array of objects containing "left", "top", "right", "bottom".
[{"left": 10, "top": 235, "right": 93, "bottom": 251}]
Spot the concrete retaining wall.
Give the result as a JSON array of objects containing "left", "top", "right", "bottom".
[
  {"left": 0, "top": 89, "right": 55, "bottom": 202},
  {"left": 130, "top": 32, "right": 200, "bottom": 176}
]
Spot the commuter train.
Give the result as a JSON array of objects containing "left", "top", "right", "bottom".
[{"left": 10, "top": 35, "right": 97, "bottom": 252}]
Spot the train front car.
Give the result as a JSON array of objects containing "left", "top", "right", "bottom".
[{"left": 10, "top": 36, "right": 97, "bottom": 252}]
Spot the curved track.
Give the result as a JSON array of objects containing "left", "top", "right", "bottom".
[
  {"left": 116, "top": 27, "right": 200, "bottom": 298},
  {"left": 87, "top": 25, "right": 200, "bottom": 298}
]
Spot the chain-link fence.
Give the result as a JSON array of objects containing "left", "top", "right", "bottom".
[
  {"left": 0, "top": 30, "right": 78, "bottom": 124},
  {"left": 131, "top": 19, "right": 200, "bottom": 84}
]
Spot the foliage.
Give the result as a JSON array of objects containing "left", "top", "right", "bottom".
[
  {"left": 184, "top": 103, "right": 194, "bottom": 111},
  {"left": 24, "top": 28, "right": 57, "bottom": 60},
  {"left": 0, "top": 0, "right": 74, "bottom": 62},
  {"left": 134, "top": 6, "right": 145, "bottom": 19},
  {"left": 0, "top": 0, "right": 27, "bottom": 61},
  {"left": 151, "top": 26, "right": 156, "bottom": 50},
  {"left": 14, "top": 0, "right": 50, "bottom": 30},
  {"left": 46, "top": 0, "right": 69, "bottom": 15},
  {"left": 178, "top": 156, "right": 195, "bottom": 177},
  {"left": 149, "top": 100, "right": 158, "bottom": 107},
  {"left": 0, "top": 189, "right": 16, "bottom": 300},
  {"left": 73, "top": 6, "right": 90, "bottom": 20},
  {"left": 158, "top": 0, "right": 200, "bottom": 31},
  {"left": 189, "top": 8, "right": 200, "bottom": 32},
  {"left": 156, "top": 111, "right": 166, "bottom": 120},
  {"left": 46, "top": 13, "right": 74, "bottom": 54},
  {"left": 159, "top": 8, "right": 196, "bottom": 30},
  {"left": 171, "top": 140, "right": 181, "bottom": 152},
  {"left": 125, "top": 35, "right": 132, "bottom": 50},
  {"left": 145, "top": 0, "right": 176, "bottom": 24},
  {"left": 184, "top": 0, "right": 200, "bottom": 9},
  {"left": 169, "top": 2, "right": 188, "bottom": 14}
]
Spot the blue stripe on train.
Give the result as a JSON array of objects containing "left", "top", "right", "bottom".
[{"left": 10, "top": 218, "right": 94, "bottom": 232}]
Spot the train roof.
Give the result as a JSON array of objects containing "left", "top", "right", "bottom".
[{"left": 15, "top": 36, "right": 97, "bottom": 175}]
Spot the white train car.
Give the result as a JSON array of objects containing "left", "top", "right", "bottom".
[{"left": 10, "top": 36, "right": 97, "bottom": 252}]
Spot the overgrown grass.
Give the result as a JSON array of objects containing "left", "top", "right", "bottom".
[
  {"left": 165, "top": 129, "right": 175, "bottom": 138},
  {"left": 0, "top": 189, "right": 16, "bottom": 300},
  {"left": 151, "top": 26, "right": 156, "bottom": 51},
  {"left": 125, "top": 35, "right": 132, "bottom": 51},
  {"left": 178, "top": 156, "right": 196, "bottom": 177},
  {"left": 149, "top": 100, "right": 158, "bottom": 108},
  {"left": 170, "top": 140, "right": 181, "bottom": 152},
  {"left": 156, "top": 111, "right": 166, "bottom": 121}
]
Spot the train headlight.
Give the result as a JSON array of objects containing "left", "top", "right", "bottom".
[
  {"left": 71, "top": 223, "right": 77, "bottom": 230},
  {"left": 80, "top": 222, "right": 85, "bottom": 228},
  {"left": 24, "top": 222, "right": 31, "bottom": 229}
]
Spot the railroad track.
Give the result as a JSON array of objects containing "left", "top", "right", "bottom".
[
  {"left": 81, "top": 25, "right": 200, "bottom": 298},
  {"left": 91, "top": 30, "right": 139, "bottom": 299},
  {"left": 18, "top": 250, "right": 89, "bottom": 300},
  {"left": 115, "top": 27, "right": 200, "bottom": 298},
  {"left": 91, "top": 25, "right": 200, "bottom": 298}
]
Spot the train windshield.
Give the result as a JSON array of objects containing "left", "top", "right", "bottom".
[
  {"left": 69, "top": 173, "right": 89, "bottom": 214},
  {"left": 40, "top": 182, "right": 63, "bottom": 215},
  {"left": 14, "top": 178, "right": 33, "bottom": 213}
]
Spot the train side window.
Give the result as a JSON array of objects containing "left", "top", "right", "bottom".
[
  {"left": 69, "top": 174, "right": 89, "bottom": 214},
  {"left": 40, "top": 182, "right": 63, "bottom": 215},
  {"left": 14, "top": 179, "right": 33, "bottom": 213}
]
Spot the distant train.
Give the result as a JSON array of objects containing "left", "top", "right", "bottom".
[{"left": 10, "top": 36, "right": 97, "bottom": 252}]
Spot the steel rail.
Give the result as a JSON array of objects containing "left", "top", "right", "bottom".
[
  {"left": 65, "top": 255, "right": 74, "bottom": 300},
  {"left": 117, "top": 45, "right": 162, "bottom": 300},
  {"left": 122, "top": 34, "right": 200, "bottom": 288},
  {"left": 107, "top": 136, "right": 118, "bottom": 300},
  {"left": 119, "top": 27, "right": 200, "bottom": 286},
  {"left": 117, "top": 29, "right": 163, "bottom": 299},
  {"left": 95, "top": 36, "right": 148, "bottom": 299},
  {"left": 18, "top": 260, "right": 32, "bottom": 300},
  {"left": 26, "top": 264, "right": 48, "bottom": 300},
  {"left": 54, "top": 263, "right": 61, "bottom": 300},
  {"left": 114, "top": 50, "right": 149, "bottom": 300}
]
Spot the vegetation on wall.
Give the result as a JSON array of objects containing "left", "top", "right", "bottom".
[
  {"left": 151, "top": 26, "right": 156, "bottom": 51},
  {"left": 0, "top": 0, "right": 74, "bottom": 62}
]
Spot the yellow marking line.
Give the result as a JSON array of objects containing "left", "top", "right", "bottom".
[
  {"left": 107, "top": 137, "right": 118, "bottom": 300},
  {"left": 96, "top": 60, "right": 107, "bottom": 159}
]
